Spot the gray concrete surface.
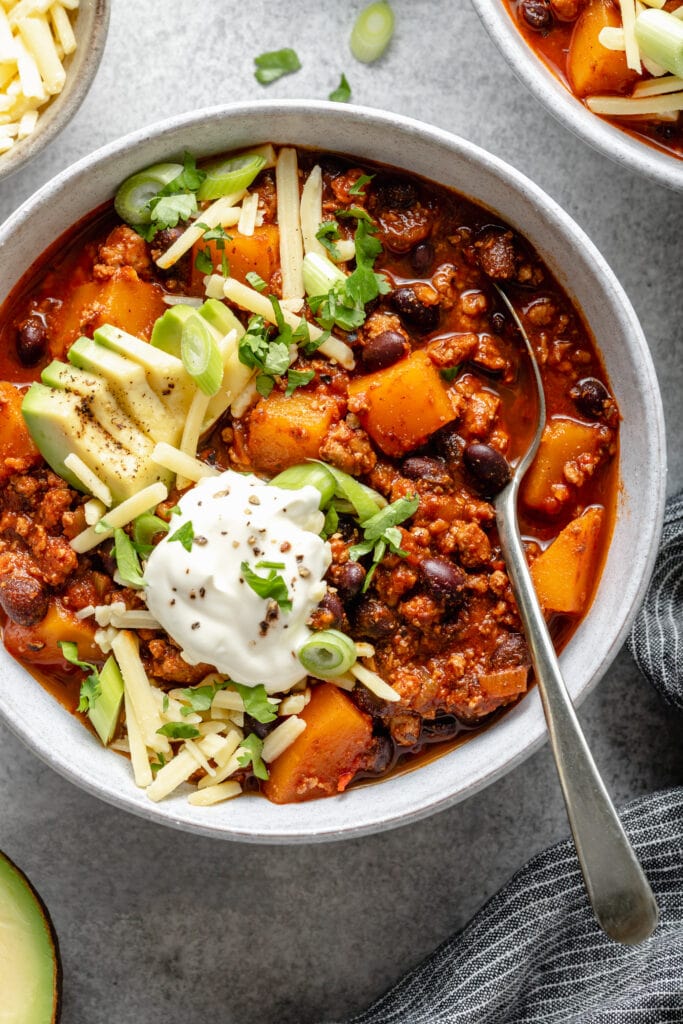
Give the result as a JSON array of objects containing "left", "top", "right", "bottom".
[{"left": 0, "top": 2, "right": 681, "bottom": 1021}]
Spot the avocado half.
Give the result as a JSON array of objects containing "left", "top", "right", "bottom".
[{"left": 0, "top": 851, "right": 61, "bottom": 1022}]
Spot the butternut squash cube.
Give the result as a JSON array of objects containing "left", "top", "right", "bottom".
[
  {"left": 568, "top": 0, "right": 639, "bottom": 98},
  {"left": 3, "top": 599, "right": 101, "bottom": 667},
  {"left": 522, "top": 418, "right": 609, "bottom": 514},
  {"left": 247, "top": 390, "right": 338, "bottom": 476},
  {"left": 0, "top": 382, "right": 40, "bottom": 481},
  {"left": 263, "top": 683, "right": 373, "bottom": 804},
  {"left": 348, "top": 349, "right": 458, "bottom": 457},
  {"left": 530, "top": 506, "right": 605, "bottom": 615},
  {"left": 192, "top": 224, "right": 280, "bottom": 290}
]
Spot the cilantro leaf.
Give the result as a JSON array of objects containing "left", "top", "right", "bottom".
[
  {"left": 237, "top": 733, "right": 269, "bottom": 780},
  {"left": 195, "top": 246, "right": 214, "bottom": 275},
  {"left": 285, "top": 368, "right": 315, "bottom": 396},
  {"left": 59, "top": 641, "right": 101, "bottom": 713},
  {"left": 178, "top": 680, "right": 228, "bottom": 716},
  {"left": 254, "top": 47, "right": 301, "bottom": 84},
  {"left": 231, "top": 682, "right": 278, "bottom": 724},
  {"left": 149, "top": 192, "right": 197, "bottom": 229},
  {"left": 348, "top": 494, "right": 419, "bottom": 591},
  {"left": 315, "top": 220, "right": 342, "bottom": 261},
  {"left": 348, "top": 174, "right": 374, "bottom": 196},
  {"left": 256, "top": 374, "right": 276, "bottom": 398},
  {"left": 337, "top": 205, "right": 375, "bottom": 223},
  {"left": 113, "top": 528, "right": 145, "bottom": 588},
  {"left": 310, "top": 217, "right": 389, "bottom": 332},
  {"left": 156, "top": 722, "right": 201, "bottom": 740},
  {"left": 329, "top": 73, "right": 351, "bottom": 103},
  {"left": 241, "top": 560, "right": 292, "bottom": 612},
  {"left": 440, "top": 366, "right": 461, "bottom": 382},
  {"left": 168, "top": 521, "right": 195, "bottom": 552}
]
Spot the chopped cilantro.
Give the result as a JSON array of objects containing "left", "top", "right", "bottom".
[
  {"left": 440, "top": 365, "right": 461, "bottom": 382},
  {"left": 162, "top": 694, "right": 170, "bottom": 713},
  {"left": 349, "top": 494, "right": 420, "bottom": 590},
  {"left": 194, "top": 246, "right": 214, "bottom": 275},
  {"left": 151, "top": 751, "right": 167, "bottom": 774},
  {"left": 133, "top": 513, "right": 169, "bottom": 556},
  {"left": 156, "top": 722, "right": 201, "bottom": 740},
  {"left": 286, "top": 368, "right": 315, "bottom": 396},
  {"left": 241, "top": 560, "right": 292, "bottom": 612},
  {"left": 329, "top": 73, "right": 352, "bottom": 103},
  {"left": 237, "top": 733, "right": 269, "bottom": 780},
  {"left": 168, "top": 521, "right": 195, "bottom": 552},
  {"left": 59, "top": 641, "right": 101, "bottom": 714},
  {"left": 315, "top": 220, "right": 342, "bottom": 261},
  {"left": 309, "top": 217, "right": 390, "bottom": 332},
  {"left": 231, "top": 682, "right": 278, "bottom": 724},
  {"left": 254, "top": 47, "right": 301, "bottom": 84},
  {"left": 113, "top": 528, "right": 145, "bottom": 588},
  {"left": 178, "top": 679, "right": 229, "bottom": 716},
  {"left": 348, "top": 173, "right": 374, "bottom": 196},
  {"left": 149, "top": 192, "right": 197, "bottom": 230},
  {"left": 336, "top": 205, "right": 374, "bottom": 223}
]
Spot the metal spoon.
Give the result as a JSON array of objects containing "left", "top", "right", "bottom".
[{"left": 491, "top": 283, "right": 659, "bottom": 945}]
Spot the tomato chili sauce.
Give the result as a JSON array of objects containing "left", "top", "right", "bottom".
[
  {"left": 504, "top": 0, "right": 683, "bottom": 161},
  {"left": 0, "top": 148, "right": 620, "bottom": 803}
]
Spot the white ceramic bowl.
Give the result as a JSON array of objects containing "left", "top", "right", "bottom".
[
  {"left": 0, "top": 0, "right": 109, "bottom": 183},
  {"left": 0, "top": 101, "right": 666, "bottom": 842},
  {"left": 471, "top": 0, "right": 683, "bottom": 193}
]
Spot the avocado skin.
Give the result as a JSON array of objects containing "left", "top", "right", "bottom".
[{"left": 0, "top": 850, "right": 61, "bottom": 1023}]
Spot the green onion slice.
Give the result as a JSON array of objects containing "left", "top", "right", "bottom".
[
  {"left": 302, "top": 252, "right": 347, "bottom": 298},
  {"left": 635, "top": 9, "right": 683, "bottom": 78},
  {"left": 180, "top": 315, "right": 224, "bottom": 395},
  {"left": 317, "top": 462, "right": 386, "bottom": 522},
  {"left": 197, "top": 152, "right": 267, "bottom": 201},
  {"left": 270, "top": 463, "right": 337, "bottom": 508},
  {"left": 114, "top": 163, "right": 184, "bottom": 226},
  {"left": 298, "top": 629, "right": 357, "bottom": 678},
  {"left": 350, "top": 1, "right": 395, "bottom": 64}
]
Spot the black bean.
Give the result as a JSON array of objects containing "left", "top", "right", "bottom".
[
  {"left": 419, "top": 558, "right": 466, "bottom": 601},
  {"left": 389, "top": 711, "right": 422, "bottom": 747},
  {"left": 362, "top": 330, "right": 408, "bottom": 372},
  {"left": 354, "top": 598, "right": 397, "bottom": 639},
  {"left": 334, "top": 561, "right": 366, "bottom": 600},
  {"left": 16, "top": 315, "right": 48, "bottom": 366},
  {"left": 569, "top": 377, "right": 611, "bottom": 420},
  {"left": 401, "top": 456, "right": 451, "bottom": 486},
  {"left": 317, "top": 591, "right": 345, "bottom": 630},
  {"left": 490, "top": 632, "right": 530, "bottom": 670},
  {"left": 411, "top": 241, "right": 434, "bottom": 275},
  {"left": 490, "top": 311, "right": 507, "bottom": 335},
  {"left": 434, "top": 425, "right": 466, "bottom": 466},
  {"left": 243, "top": 713, "right": 278, "bottom": 740},
  {"left": 422, "top": 715, "right": 460, "bottom": 741},
  {"left": 363, "top": 734, "right": 394, "bottom": 775},
  {"left": 520, "top": 0, "right": 552, "bottom": 30},
  {"left": 464, "top": 442, "right": 511, "bottom": 496},
  {"left": 0, "top": 576, "right": 49, "bottom": 627},
  {"left": 390, "top": 287, "right": 440, "bottom": 333},
  {"left": 376, "top": 178, "right": 419, "bottom": 210}
]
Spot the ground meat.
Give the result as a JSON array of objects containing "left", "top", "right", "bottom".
[
  {"left": 357, "top": 311, "right": 408, "bottom": 349},
  {"left": 475, "top": 229, "right": 519, "bottom": 280},
  {"left": 455, "top": 377, "right": 502, "bottom": 440},
  {"left": 376, "top": 204, "right": 434, "bottom": 254},
  {"left": 449, "top": 521, "right": 492, "bottom": 568},
  {"left": 143, "top": 638, "right": 214, "bottom": 685},
  {"left": 94, "top": 225, "right": 151, "bottom": 279},
  {"left": 471, "top": 334, "right": 508, "bottom": 374},
  {"left": 319, "top": 420, "right": 377, "bottom": 476},
  {"left": 427, "top": 333, "right": 478, "bottom": 368}
]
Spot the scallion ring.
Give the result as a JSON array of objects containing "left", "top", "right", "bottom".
[
  {"left": 180, "top": 315, "right": 224, "bottom": 396},
  {"left": 270, "top": 463, "right": 337, "bottom": 508},
  {"left": 298, "top": 630, "right": 357, "bottom": 678},
  {"left": 350, "top": 1, "right": 395, "bottom": 64},
  {"left": 114, "top": 163, "right": 184, "bottom": 226},
  {"left": 197, "top": 152, "right": 267, "bottom": 201},
  {"left": 302, "top": 252, "right": 347, "bottom": 298}
]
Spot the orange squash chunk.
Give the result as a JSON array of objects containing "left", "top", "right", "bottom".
[
  {"left": 478, "top": 665, "right": 529, "bottom": 701},
  {"left": 263, "top": 683, "right": 373, "bottom": 804},
  {"left": 568, "top": 0, "right": 639, "bottom": 98},
  {"left": 348, "top": 349, "right": 457, "bottom": 457},
  {"left": 0, "top": 382, "right": 40, "bottom": 481},
  {"left": 522, "top": 418, "right": 608, "bottom": 514},
  {"left": 247, "top": 391, "right": 339, "bottom": 476},
  {"left": 191, "top": 223, "right": 280, "bottom": 289},
  {"left": 530, "top": 506, "right": 605, "bottom": 615},
  {"left": 3, "top": 600, "right": 101, "bottom": 667},
  {"left": 51, "top": 269, "right": 166, "bottom": 353}
]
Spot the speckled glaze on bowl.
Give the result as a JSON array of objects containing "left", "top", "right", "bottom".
[
  {"left": 471, "top": 0, "right": 683, "bottom": 193},
  {"left": 0, "top": 102, "right": 666, "bottom": 842},
  {"left": 0, "top": 0, "right": 109, "bottom": 183}
]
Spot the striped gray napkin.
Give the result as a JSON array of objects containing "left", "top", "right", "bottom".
[{"left": 335, "top": 492, "right": 683, "bottom": 1024}]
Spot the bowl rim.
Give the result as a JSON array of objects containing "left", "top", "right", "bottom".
[
  {"left": 470, "top": 0, "right": 683, "bottom": 193},
  {"left": 0, "top": 0, "right": 110, "bottom": 184},
  {"left": 0, "top": 100, "right": 667, "bottom": 842}
]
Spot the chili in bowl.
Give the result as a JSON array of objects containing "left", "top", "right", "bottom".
[
  {"left": 0, "top": 102, "right": 665, "bottom": 841},
  {"left": 471, "top": 0, "right": 683, "bottom": 191}
]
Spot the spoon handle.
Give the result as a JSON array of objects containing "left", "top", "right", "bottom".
[{"left": 496, "top": 487, "right": 659, "bottom": 944}]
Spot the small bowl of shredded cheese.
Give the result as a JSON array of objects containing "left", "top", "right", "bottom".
[{"left": 0, "top": 0, "right": 109, "bottom": 182}]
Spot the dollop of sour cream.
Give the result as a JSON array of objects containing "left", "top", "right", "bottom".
[{"left": 143, "top": 471, "right": 331, "bottom": 693}]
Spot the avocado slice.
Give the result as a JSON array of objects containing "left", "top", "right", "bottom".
[
  {"left": 21, "top": 384, "right": 170, "bottom": 503},
  {"left": 93, "top": 324, "right": 195, "bottom": 421},
  {"left": 0, "top": 850, "right": 61, "bottom": 1023},
  {"left": 88, "top": 655, "right": 124, "bottom": 745},
  {"left": 68, "top": 336, "right": 180, "bottom": 446},
  {"left": 150, "top": 304, "right": 195, "bottom": 356},
  {"left": 198, "top": 298, "right": 243, "bottom": 338},
  {"left": 40, "top": 361, "right": 154, "bottom": 459}
]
